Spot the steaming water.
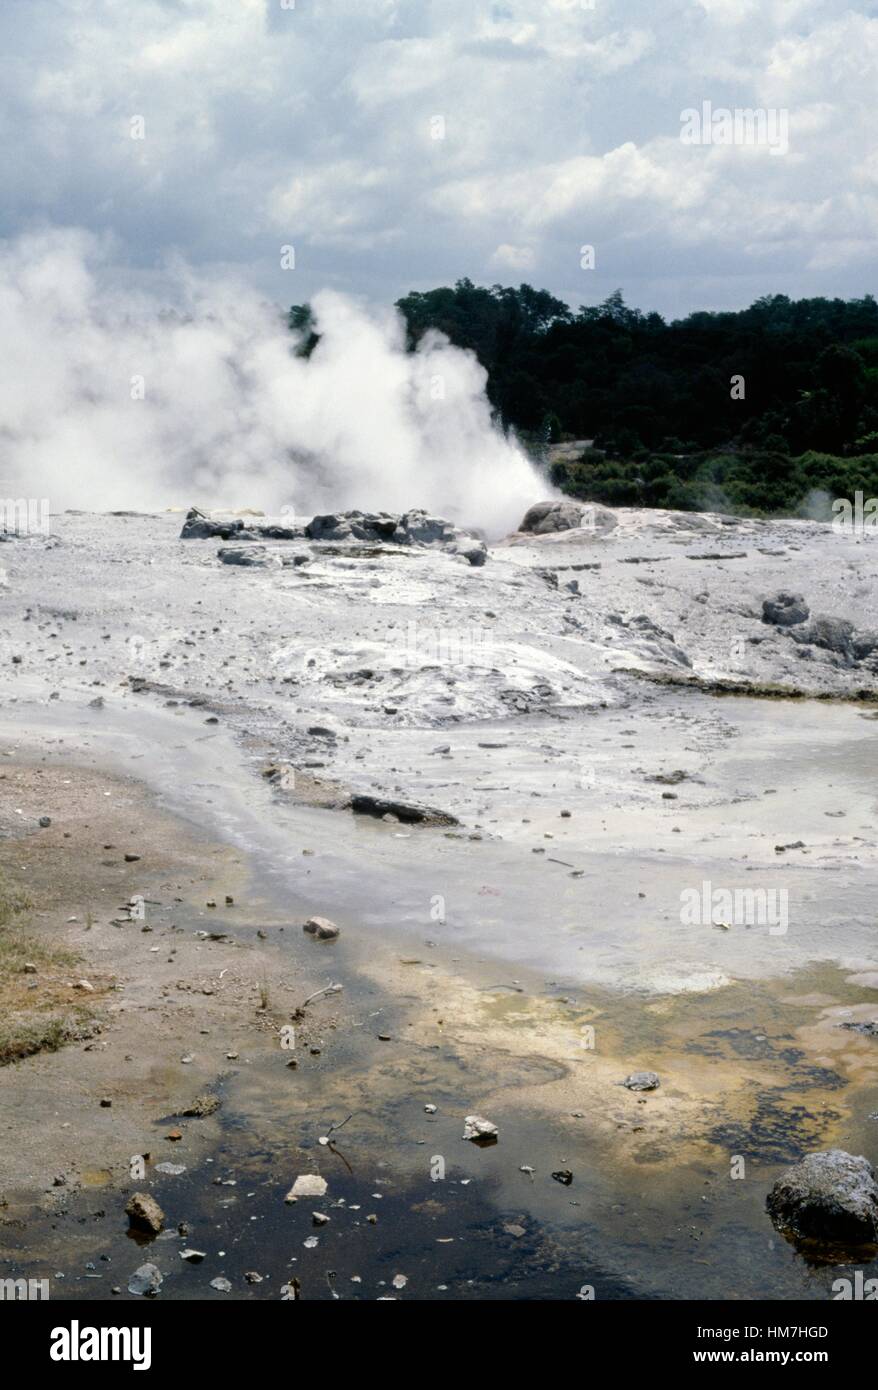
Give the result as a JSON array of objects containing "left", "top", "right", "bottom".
[{"left": 0, "top": 228, "right": 546, "bottom": 536}]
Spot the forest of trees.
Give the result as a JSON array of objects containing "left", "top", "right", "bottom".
[{"left": 291, "top": 283, "right": 878, "bottom": 515}]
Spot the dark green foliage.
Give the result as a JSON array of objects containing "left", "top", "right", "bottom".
[
  {"left": 289, "top": 281, "right": 878, "bottom": 514},
  {"left": 550, "top": 446, "right": 878, "bottom": 516},
  {"left": 396, "top": 283, "right": 878, "bottom": 514}
]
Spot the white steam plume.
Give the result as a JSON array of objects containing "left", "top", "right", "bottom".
[{"left": 0, "top": 228, "right": 549, "bottom": 537}]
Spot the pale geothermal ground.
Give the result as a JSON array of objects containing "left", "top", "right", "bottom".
[{"left": 0, "top": 504, "right": 876, "bottom": 1301}]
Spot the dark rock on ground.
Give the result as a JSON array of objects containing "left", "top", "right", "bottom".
[
  {"left": 307, "top": 508, "right": 487, "bottom": 565},
  {"left": 302, "top": 916, "right": 340, "bottom": 941},
  {"left": 125, "top": 1191, "right": 165, "bottom": 1234},
  {"left": 351, "top": 793, "right": 459, "bottom": 826},
  {"left": 762, "top": 592, "right": 809, "bottom": 627},
  {"left": 792, "top": 615, "right": 855, "bottom": 660},
  {"left": 766, "top": 1149, "right": 878, "bottom": 1245},
  {"left": 184, "top": 506, "right": 487, "bottom": 564},
  {"left": 179, "top": 508, "right": 251, "bottom": 541},
  {"left": 623, "top": 1071, "right": 660, "bottom": 1091},
  {"left": 306, "top": 510, "right": 398, "bottom": 543}
]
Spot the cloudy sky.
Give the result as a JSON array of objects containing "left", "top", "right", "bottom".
[{"left": 3, "top": 0, "right": 876, "bottom": 319}]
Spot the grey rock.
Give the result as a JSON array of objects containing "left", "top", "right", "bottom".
[
  {"left": 852, "top": 630, "right": 878, "bottom": 660},
  {"left": 623, "top": 1071, "right": 660, "bottom": 1091},
  {"left": 450, "top": 537, "right": 488, "bottom": 567},
  {"left": 128, "top": 1263, "right": 162, "bottom": 1296},
  {"left": 793, "top": 615, "right": 855, "bottom": 659},
  {"left": 394, "top": 510, "right": 455, "bottom": 545},
  {"left": 302, "top": 915, "right": 340, "bottom": 941},
  {"left": 181, "top": 507, "right": 304, "bottom": 541},
  {"left": 462, "top": 1114, "right": 499, "bottom": 1144},
  {"left": 519, "top": 499, "right": 616, "bottom": 535},
  {"left": 762, "top": 592, "right": 809, "bottom": 627},
  {"left": 307, "top": 510, "right": 396, "bottom": 542},
  {"left": 766, "top": 1149, "right": 878, "bottom": 1244},
  {"left": 351, "top": 793, "right": 458, "bottom": 826},
  {"left": 187, "top": 506, "right": 487, "bottom": 564},
  {"left": 218, "top": 545, "right": 281, "bottom": 568},
  {"left": 180, "top": 508, "right": 248, "bottom": 540}
]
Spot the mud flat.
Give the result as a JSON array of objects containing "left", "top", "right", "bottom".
[{"left": 0, "top": 508, "right": 877, "bottom": 1299}]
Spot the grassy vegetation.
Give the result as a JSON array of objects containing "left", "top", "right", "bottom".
[
  {"left": 0, "top": 873, "right": 101, "bottom": 1065},
  {"left": 549, "top": 446, "right": 878, "bottom": 516}
]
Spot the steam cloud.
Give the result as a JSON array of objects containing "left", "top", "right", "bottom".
[{"left": 0, "top": 228, "right": 548, "bottom": 537}]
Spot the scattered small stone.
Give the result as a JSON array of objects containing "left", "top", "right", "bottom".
[
  {"left": 180, "top": 1249, "right": 206, "bottom": 1262},
  {"left": 552, "top": 1170, "right": 573, "bottom": 1186},
  {"left": 210, "top": 1277, "right": 232, "bottom": 1292},
  {"left": 38, "top": 816, "right": 51, "bottom": 827}
]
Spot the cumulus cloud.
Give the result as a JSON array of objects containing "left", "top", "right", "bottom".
[{"left": 0, "top": 0, "right": 873, "bottom": 318}]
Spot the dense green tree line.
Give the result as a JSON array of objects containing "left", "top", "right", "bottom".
[{"left": 290, "top": 282, "right": 878, "bottom": 514}]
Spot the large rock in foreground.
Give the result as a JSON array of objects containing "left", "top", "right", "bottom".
[
  {"left": 766, "top": 1150, "right": 878, "bottom": 1245},
  {"left": 519, "top": 499, "right": 616, "bottom": 535},
  {"left": 125, "top": 1191, "right": 165, "bottom": 1234}
]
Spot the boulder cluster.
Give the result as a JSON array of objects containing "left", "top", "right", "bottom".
[
  {"left": 761, "top": 590, "right": 878, "bottom": 668},
  {"left": 180, "top": 507, "right": 487, "bottom": 566}
]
